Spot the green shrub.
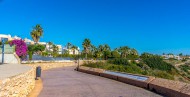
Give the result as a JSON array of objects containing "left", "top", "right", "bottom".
[
  {"left": 179, "top": 65, "right": 190, "bottom": 73},
  {"left": 28, "top": 51, "right": 33, "bottom": 60},
  {"left": 182, "top": 59, "right": 187, "bottom": 62},
  {"left": 82, "top": 58, "right": 178, "bottom": 80},
  {"left": 142, "top": 55, "right": 175, "bottom": 71},
  {"left": 108, "top": 58, "right": 130, "bottom": 65},
  {"left": 152, "top": 70, "right": 174, "bottom": 80},
  {"left": 83, "top": 61, "right": 143, "bottom": 74},
  {"left": 111, "top": 51, "right": 120, "bottom": 58},
  {"left": 42, "top": 52, "right": 48, "bottom": 56}
]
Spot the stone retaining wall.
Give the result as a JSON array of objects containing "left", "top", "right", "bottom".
[
  {"left": 0, "top": 67, "right": 35, "bottom": 97},
  {"left": 78, "top": 66, "right": 104, "bottom": 76},
  {"left": 0, "top": 62, "right": 76, "bottom": 97},
  {"left": 100, "top": 73, "right": 118, "bottom": 80},
  {"left": 25, "top": 62, "right": 76, "bottom": 71},
  {"left": 149, "top": 78, "right": 190, "bottom": 97},
  {"left": 78, "top": 66, "right": 190, "bottom": 97}
]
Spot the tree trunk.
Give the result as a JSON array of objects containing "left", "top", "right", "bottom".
[{"left": 85, "top": 53, "right": 87, "bottom": 59}]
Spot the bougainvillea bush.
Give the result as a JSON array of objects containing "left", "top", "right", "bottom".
[{"left": 9, "top": 39, "right": 28, "bottom": 60}]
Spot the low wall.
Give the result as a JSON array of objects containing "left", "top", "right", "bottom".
[
  {"left": 149, "top": 78, "right": 190, "bottom": 97},
  {"left": 100, "top": 73, "right": 118, "bottom": 80},
  {"left": 25, "top": 61, "right": 76, "bottom": 71},
  {"left": 117, "top": 75, "right": 155, "bottom": 89},
  {"left": 77, "top": 66, "right": 190, "bottom": 97},
  {"left": 78, "top": 60, "right": 106, "bottom": 66},
  {"left": 0, "top": 61, "right": 76, "bottom": 97},
  {"left": 0, "top": 53, "right": 20, "bottom": 64},
  {"left": 78, "top": 66, "right": 153, "bottom": 89},
  {"left": 0, "top": 66, "right": 35, "bottom": 97},
  {"left": 78, "top": 66, "right": 104, "bottom": 76}
]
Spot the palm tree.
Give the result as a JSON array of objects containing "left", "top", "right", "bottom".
[
  {"left": 90, "top": 45, "right": 97, "bottom": 55},
  {"left": 31, "top": 24, "right": 43, "bottom": 44},
  {"left": 82, "top": 38, "right": 91, "bottom": 59},
  {"left": 114, "top": 48, "right": 119, "bottom": 52},
  {"left": 71, "top": 45, "right": 77, "bottom": 55},
  {"left": 102, "top": 44, "right": 111, "bottom": 60},
  {"left": 47, "top": 41, "right": 53, "bottom": 52},
  {"left": 118, "top": 46, "right": 130, "bottom": 58},
  {"left": 67, "top": 42, "right": 72, "bottom": 49},
  {"left": 104, "top": 44, "right": 111, "bottom": 51},
  {"left": 52, "top": 44, "right": 59, "bottom": 57},
  {"left": 131, "top": 48, "right": 138, "bottom": 55},
  {"left": 98, "top": 45, "right": 104, "bottom": 58},
  {"left": 98, "top": 45, "right": 104, "bottom": 52}
]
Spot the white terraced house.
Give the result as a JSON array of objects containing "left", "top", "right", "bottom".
[
  {"left": 62, "top": 46, "right": 80, "bottom": 55},
  {"left": 0, "top": 34, "right": 21, "bottom": 42},
  {"left": 0, "top": 34, "right": 63, "bottom": 54}
]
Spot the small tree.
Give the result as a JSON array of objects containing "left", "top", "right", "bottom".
[{"left": 34, "top": 44, "right": 45, "bottom": 54}]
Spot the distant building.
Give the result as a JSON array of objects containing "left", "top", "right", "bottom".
[
  {"left": 68, "top": 49, "right": 79, "bottom": 55},
  {"left": 38, "top": 42, "right": 47, "bottom": 45},
  {"left": 57, "top": 45, "right": 62, "bottom": 54},
  {"left": 162, "top": 54, "right": 182, "bottom": 60},
  {"left": 45, "top": 43, "right": 53, "bottom": 52},
  {"left": 12, "top": 36, "right": 21, "bottom": 40},
  {"left": 24, "top": 38, "right": 34, "bottom": 45},
  {"left": 0, "top": 34, "right": 23, "bottom": 42},
  {"left": 0, "top": 34, "right": 13, "bottom": 41},
  {"left": 0, "top": 34, "right": 64, "bottom": 55},
  {"left": 62, "top": 46, "right": 80, "bottom": 55}
]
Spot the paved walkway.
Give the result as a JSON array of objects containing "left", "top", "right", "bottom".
[
  {"left": 39, "top": 66, "right": 164, "bottom": 97},
  {"left": 0, "top": 64, "right": 31, "bottom": 80}
]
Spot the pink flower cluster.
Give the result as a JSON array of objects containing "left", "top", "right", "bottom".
[{"left": 9, "top": 39, "right": 28, "bottom": 58}]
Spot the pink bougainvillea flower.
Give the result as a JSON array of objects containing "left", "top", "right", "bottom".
[{"left": 9, "top": 39, "right": 27, "bottom": 59}]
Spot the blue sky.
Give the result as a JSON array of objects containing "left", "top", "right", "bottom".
[{"left": 0, "top": 0, "right": 190, "bottom": 54}]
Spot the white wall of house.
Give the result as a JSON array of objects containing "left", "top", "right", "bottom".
[
  {"left": 0, "top": 34, "right": 64, "bottom": 55},
  {"left": 0, "top": 34, "right": 12, "bottom": 41},
  {"left": 69, "top": 49, "right": 79, "bottom": 55},
  {"left": 0, "top": 54, "right": 20, "bottom": 64},
  {"left": 57, "top": 45, "right": 62, "bottom": 54}
]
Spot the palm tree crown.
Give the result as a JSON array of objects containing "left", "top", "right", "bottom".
[
  {"left": 104, "top": 44, "right": 111, "bottom": 51},
  {"left": 52, "top": 45, "right": 58, "bottom": 53},
  {"left": 118, "top": 46, "right": 130, "bottom": 58},
  {"left": 67, "top": 42, "right": 72, "bottom": 49},
  {"left": 71, "top": 45, "right": 77, "bottom": 54},
  {"left": 82, "top": 38, "right": 91, "bottom": 59},
  {"left": 31, "top": 24, "right": 43, "bottom": 44}
]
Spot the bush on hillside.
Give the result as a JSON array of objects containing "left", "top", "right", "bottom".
[
  {"left": 179, "top": 65, "right": 190, "bottom": 74},
  {"left": 83, "top": 61, "right": 143, "bottom": 74},
  {"left": 82, "top": 61, "right": 176, "bottom": 80},
  {"left": 108, "top": 58, "right": 130, "bottom": 65},
  {"left": 142, "top": 55, "right": 175, "bottom": 71}
]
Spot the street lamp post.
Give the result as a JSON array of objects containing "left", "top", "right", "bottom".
[
  {"left": 61, "top": 45, "right": 63, "bottom": 58},
  {"left": 1, "top": 38, "right": 6, "bottom": 64},
  {"left": 77, "top": 47, "right": 80, "bottom": 71}
]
